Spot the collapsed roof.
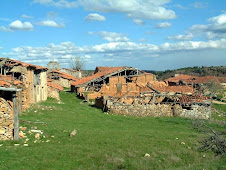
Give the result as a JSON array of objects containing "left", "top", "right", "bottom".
[
  {"left": 71, "top": 66, "right": 143, "bottom": 87},
  {"left": 0, "top": 58, "right": 48, "bottom": 70}
]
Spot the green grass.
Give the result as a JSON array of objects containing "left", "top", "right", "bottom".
[
  {"left": 212, "top": 104, "right": 226, "bottom": 121},
  {"left": 0, "top": 91, "right": 225, "bottom": 169}
]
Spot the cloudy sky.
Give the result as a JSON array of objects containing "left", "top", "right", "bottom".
[{"left": 0, "top": 0, "right": 226, "bottom": 70}]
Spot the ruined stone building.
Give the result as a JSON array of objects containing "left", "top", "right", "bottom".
[
  {"left": 71, "top": 66, "right": 194, "bottom": 100},
  {"left": 47, "top": 80, "right": 64, "bottom": 101},
  {"left": 100, "top": 93, "right": 211, "bottom": 119},
  {"left": 71, "top": 66, "right": 211, "bottom": 119},
  {"left": 71, "top": 66, "right": 154, "bottom": 99},
  {"left": 48, "top": 70, "right": 78, "bottom": 88},
  {"left": 0, "top": 58, "right": 48, "bottom": 111},
  {"left": 59, "top": 68, "right": 82, "bottom": 79}
]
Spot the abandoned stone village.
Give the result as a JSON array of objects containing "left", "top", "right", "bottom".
[{"left": 0, "top": 58, "right": 225, "bottom": 140}]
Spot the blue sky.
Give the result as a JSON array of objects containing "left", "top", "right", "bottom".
[{"left": 0, "top": 0, "right": 226, "bottom": 70}]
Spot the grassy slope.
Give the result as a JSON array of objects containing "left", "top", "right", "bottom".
[{"left": 0, "top": 92, "right": 225, "bottom": 169}]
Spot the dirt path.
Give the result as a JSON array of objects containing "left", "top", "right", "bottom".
[{"left": 213, "top": 100, "right": 226, "bottom": 105}]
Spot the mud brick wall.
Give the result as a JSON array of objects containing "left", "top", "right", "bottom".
[{"left": 0, "top": 98, "right": 14, "bottom": 140}]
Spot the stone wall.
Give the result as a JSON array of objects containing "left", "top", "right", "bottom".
[
  {"left": 47, "top": 87, "right": 60, "bottom": 101},
  {"left": 53, "top": 78, "right": 70, "bottom": 88},
  {"left": 34, "top": 70, "right": 48, "bottom": 103},
  {"left": 107, "top": 102, "right": 173, "bottom": 117},
  {"left": 103, "top": 97, "right": 211, "bottom": 119},
  {"left": 0, "top": 98, "right": 14, "bottom": 140}
]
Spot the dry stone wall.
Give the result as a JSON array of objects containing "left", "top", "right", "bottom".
[
  {"left": 0, "top": 98, "right": 14, "bottom": 140},
  {"left": 104, "top": 97, "right": 211, "bottom": 119}
]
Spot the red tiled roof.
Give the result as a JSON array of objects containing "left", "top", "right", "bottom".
[
  {"left": 165, "top": 74, "right": 196, "bottom": 83},
  {"left": 13, "top": 80, "right": 23, "bottom": 85},
  {"left": 49, "top": 70, "right": 78, "bottom": 81},
  {"left": 216, "top": 77, "right": 226, "bottom": 83},
  {"left": 72, "top": 66, "right": 125, "bottom": 86},
  {"left": 47, "top": 78, "right": 53, "bottom": 82},
  {"left": 47, "top": 82, "right": 64, "bottom": 91},
  {"left": 142, "top": 84, "right": 194, "bottom": 94},
  {"left": 0, "top": 58, "right": 47, "bottom": 70},
  {"left": 165, "top": 74, "right": 220, "bottom": 84},
  {"left": 0, "top": 80, "right": 10, "bottom": 87}
]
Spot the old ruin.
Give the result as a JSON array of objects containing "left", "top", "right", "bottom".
[{"left": 71, "top": 66, "right": 211, "bottom": 119}]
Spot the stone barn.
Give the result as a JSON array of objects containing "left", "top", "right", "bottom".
[
  {"left": 0, "top": 58, "right": 48, "bottom": 111},
  {"left": 47, "top": 80, "right": 64, "bottom": 101},
  {"left": 48, "top": 70, "right": 78, "bottom": 88}
]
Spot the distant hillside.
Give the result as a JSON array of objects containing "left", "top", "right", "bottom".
[{"left": 145, "top": 66, "right": 226, "bottom": 81}]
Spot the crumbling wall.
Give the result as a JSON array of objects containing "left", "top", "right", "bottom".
[
  {"left": 0, "top": 98, "right": 14, "bottom": 140},
  {"left": 34, "top": 71, "right": 48, "bottom": 103},
  {"left": 52, "top": 78, "right": 70, "bottom": 88},
  {"left": 26, "top": 68, "right": 35, "bottom": 104},
  {"left": 173, "top": 104, "right": 210, "bottom": 119},
  {"left": 47, "top": 87, "right": 60, "bottom": 101},
  {"left": 103, "top": 97, "right": 211, "bottom": 119},
  {"left": 106, "top": 101, "right": 173, "bottom": 117}
]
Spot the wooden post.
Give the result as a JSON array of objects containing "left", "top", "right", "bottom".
[{"left": 13, "top": 92, "right": 19, "bottom": 140}]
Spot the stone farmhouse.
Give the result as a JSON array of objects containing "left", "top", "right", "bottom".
[
  {"left": 48, "top": 70, "right": 78, "bottom": 88},
  {"left": 0, "top": 58, "right": 48, "bottom": 111}
]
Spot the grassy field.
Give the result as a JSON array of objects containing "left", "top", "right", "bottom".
[{"left": 0, "top": 91, "right": 225, "bottom": 169}]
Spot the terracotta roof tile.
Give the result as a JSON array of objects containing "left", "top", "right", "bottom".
[
  {"left": 47, "top": 82, "right": 64, "bottom": 91},
  {"left": 165, "top": 74, "right": 220, "bottom": 84},
  {"left": 49, "top": 70, "right": 78, "bottom": 81},
  {"left": 165, "top": 74, "right": 196, "bottom": 83},
  {"left": 72, "top": 66, "right": 125, "bottom": 86},
  {"left": 13, "top": 80, "right": 23, "bottom": 85},
  {"left": 217, "top": 77, "right": 226, "bottom": 83},
  {"left": 0, "top": 80, "right": 10, "bottom": 87},
  {"left": 0, "top": 58, "right": 48, "bottom": 70}
]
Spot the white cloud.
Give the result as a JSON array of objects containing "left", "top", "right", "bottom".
[
  {"left": 0, "top": 20, "right": 34, "bottom": 32},
  {"left": 156, "top": 22, "right": 172, "bottom": 28},
  {"left": 21, "top": 14, "right": 33, "bottom": 19},
  {"left": 133, "top": 19, "right": 145, "bottom": 25},
  {"left": 168, "top": 33, "right": 193, "bottom": 41},
  {"left": 33, "top": 0, "right": 78, "bottom": 8},
  {"left": 85, "top": 13, "right": 106, "bottom": 22},
  {"left": 89, "top": 31, "right": 130, "bottom": 42},
  {"left": 79, "top": 0, "right": 176, "bottom": 20},
  {"left": 36, "top": 20, "right": 65, "bottom": 27},
  {"left": 190, "top": 13, "right": 226, "bottom": 39},
  {"left": 3, "top": 38, "right": 226, "bottom": 68},
  {"left": 34, "top": 0, "right": 176, "bottom": 20}
]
